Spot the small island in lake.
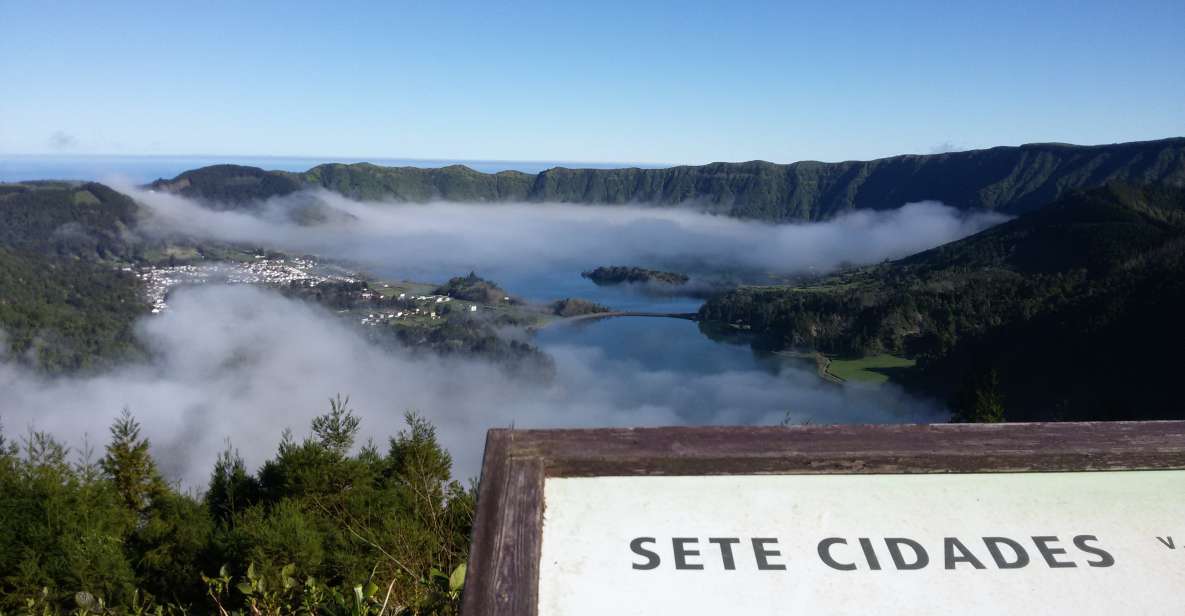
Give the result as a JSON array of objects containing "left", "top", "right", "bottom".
[
  {"left": 581, "top": 266, "right": 689, "bottom": 286},
  {"left": 550, "top": 298, "right": 611, "bottom": 317}
]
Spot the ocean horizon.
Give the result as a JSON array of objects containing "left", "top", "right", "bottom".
[{"left": 0, "top": 154, "right": 668, "bottom": 184}]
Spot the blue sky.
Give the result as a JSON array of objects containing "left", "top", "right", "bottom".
[{"left": 1, "top": 0, "right": 1183, "bottom": 164}]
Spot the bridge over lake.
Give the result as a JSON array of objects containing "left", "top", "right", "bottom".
[{"left": 541, "top": 310, "right": 700, "bottom": 328}]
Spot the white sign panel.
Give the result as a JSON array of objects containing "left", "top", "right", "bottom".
[{"left": 538, "top": 471, "right": 1185, "bottom": 615}]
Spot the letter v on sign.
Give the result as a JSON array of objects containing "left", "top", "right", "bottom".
[{"left": 1156, "top": 537, "right": 1175, "bottom": 549}]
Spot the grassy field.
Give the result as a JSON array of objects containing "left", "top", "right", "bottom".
[{"left": 826, "top": 354, "right": 916, "bottom": 385}]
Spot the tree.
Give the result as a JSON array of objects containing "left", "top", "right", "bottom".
[
  {"left": 311, "top": 394, "right": 361, "bottom": 458},
  {"left": 99, "top": 409, "right": 212, "bottom": 605},
  {"left": 952, "top": 368, "right": 1006, "bottom": 423},
  {"left": 101, "top": 408, "right": 166, "bottom": 514},
  {"left": 1, "top": 398, "right": 474, "bottom": 613},
  {"left": 0, "top": 430, "right": 137, "bottom": 609},
  {"left": 206, "top": 444, "right": 260, "bottom": 527},
  {"left": 0, "top": 420, "right": 16, "bottom": 467}
]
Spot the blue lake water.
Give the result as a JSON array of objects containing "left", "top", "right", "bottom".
[
  {"left": 537, "top": 315, "right": 776, "bottom": 376},
  {"left": 386, "top": 257, "right": 942, "bottom": 425},
  {"left": 481, "top": 268, "right": 705, "bottom": 313},
  {"left": 531, "top": 303, "right": 940, "bottom": 427}
]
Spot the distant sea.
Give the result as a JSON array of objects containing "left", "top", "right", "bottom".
[{"left": 0, "top": 155, "right": 667, "bottom": 184}]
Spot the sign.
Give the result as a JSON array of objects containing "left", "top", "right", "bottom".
[
  {"left": 540, "top": 472, "right": 1183, "bottom": 615},
  {"left": 461, "top": 422, "right": 1185, "bottom": 615}
]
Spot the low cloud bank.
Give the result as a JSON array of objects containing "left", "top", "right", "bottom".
[
  {"left": 128, "top": 188, "right": 1008, "bottom": 282},
  {"left": 0, "top": 286, "right": 945, "bottom": 486}
]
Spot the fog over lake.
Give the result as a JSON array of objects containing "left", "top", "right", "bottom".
[{"left": 1, "top": 187, "right": 1008, "bottom": 485}]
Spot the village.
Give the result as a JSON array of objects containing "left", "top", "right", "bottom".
[
  {"left": 133, "top": 254, "right": 494, "bottom": 327},
  {"left": 356, "top": 291, "right": 479, "bottom": 326},
  {"left": 132, "top": 255, "right": 361, "bottom": 314}
]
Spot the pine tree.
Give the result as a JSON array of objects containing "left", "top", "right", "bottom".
[
  {"left": 206, "top": 444, "right": 260, "bottom": 526},
  {"left": 952, "top": 368, "right": 1006, "bottom": 423},
  {"left": 310, "top": 394, "right": 360, "bottom": 457},
  {"left": 101, "top": 410, "right": 213, "bottom": 606},
  {"left": 101, "top": 408, "right": 165, "bottom": 515}
]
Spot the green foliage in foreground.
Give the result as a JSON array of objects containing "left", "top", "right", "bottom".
[{"left": 0, "top": 397, "right": 474, "bottom": 615}]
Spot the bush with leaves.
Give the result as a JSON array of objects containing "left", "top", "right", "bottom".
[{"left": 0, "top": 397, "right": 474, "bottom": 614}]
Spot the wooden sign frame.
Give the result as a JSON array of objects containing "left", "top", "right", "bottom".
[{"left": 460, "top": 421, "right": 1185, "bottom": 615}]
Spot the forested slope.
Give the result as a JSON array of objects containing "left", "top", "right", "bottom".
[
  {"left": 699, "top": 183, "right": 1185, "bottom": 421},
  {"left": 0, "top": 183, "right": 148, "bottom": 370},
  {"left": 151, "top": 138, "right": 1185, "bottom": 220},
  {"left": 0, "top": 182, "right": 141, "bottom": 259}
]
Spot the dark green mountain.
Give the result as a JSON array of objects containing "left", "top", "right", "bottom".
[
  {"left": 0, "top": 247, "right": 146, "bottom": 371},
  {"left": 0, "top": 181, "right": 141, "bottom": 259},
  {"left": 0, "top": 184, "right": 149, "bottom": 370},
  {"left": 699, "top": 183, "right": 1185, "bottom": 421},
  {"left": 304, "top": 162, "right": 534, "bottom": 202},
  {"left": 148, "top": 164, "right": 306, "bottom": 205},
  {"left": 151, "top": 138, "right": 1185, "bottom": 220}
]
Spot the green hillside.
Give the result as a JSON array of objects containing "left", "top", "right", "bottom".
[
  {"left": 0, "top": 181, "right": 142, "bottom": 259},
  {"left": 0, "top": 184, "right": 149, "bottom": 370},
  {"left": 302, "top": 162, "right": 534, "bottom": 202},
  {"left": 151, "top": 138, "right": 1185, "bottom": 221},
  {"left": 699, "top": 183, "right": 1185, "bottom": 421},
  {"left": 0, "top": 247, "right": 146, "bottom": 371},
  {"left": 148, "top": 164, "right": 306, "bottom": 205}
]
